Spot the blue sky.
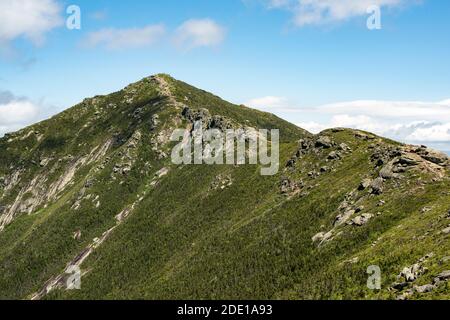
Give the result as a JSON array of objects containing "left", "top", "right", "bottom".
[{"left": 1, "top": 0, "right": 450, "bottom": 152}]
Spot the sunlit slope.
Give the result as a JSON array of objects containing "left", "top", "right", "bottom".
[{"left": 0, "top": 75, "right": 448, "bottom": 300}]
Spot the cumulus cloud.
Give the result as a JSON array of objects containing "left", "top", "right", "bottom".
[
  {"left": 174, "top": 19, "right": 226, "bottom": 50},
  {"left": 0, "top": 0, "right": 63, "bottom": 46},
  {"left": 263, "top": 0, "right": 409, "bottom": 26},
  {"left": 245, "top": 96, "right": 289, "bottom": 109},
  {"left": 82, "top": 19, "right": 226, "bottom": 51},
  {"left": 83, "top": 25, "right": 166, "bottom": 50},
  {"left": 292, "top": 99, "right": 450, "bottom": 152},
  {"left": 0, "top": 90, "right": 41, "bottom": 136},
  {"left": 316, "top": 99, "right": 450, "bottom": 120},
  {"left": 247, "top": 95, "right": 450, "bottom": 152}
]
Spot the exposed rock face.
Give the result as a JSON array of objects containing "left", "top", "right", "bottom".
[
  {"left": 315, "top": 136, "right": 332, "bottom": 149},
  {"left": 182, "top": 107, "right": 233, "bottom": 131},
  {"left": 327, "top": 151, "right": 341, "bottom": 160},
  {"left": 379, "top": 160, "right": 397, "bottom": 179},
  {"left": 435, "top": 270, "right": 450, "bottom": 282},
  {"left": 358, "top": 179, "right": 372, "bottom": 191},
  {"left": 312, "top": 231, "right": 333, "bottom": 244},
  {"left": 280, "top": 178, "right": 301, "bottom": 196},
  {"left": 371, "top": 177, "right": 384, "bottom": 195},
  {"left": 334, "top": 209, "right": 355, "bottom": 227},
  {"left": 413, "top": 284, "right": 435, "bottom": 293},
  {"left": 415, "top": 147, "right": 449, "bottom": 165},
  {"left": 350, "top": 213, "right": 374, "bottom": 226},
  {"left": 155, "top": 167, "right": 169, "bottom": 178}
]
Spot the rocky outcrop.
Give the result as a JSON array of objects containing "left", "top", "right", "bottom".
[
  {"left": 315, "top": 136, "right": 332, "bottom": 149},
  {"left": 349, "top": 213, "right": 374, "bottom": 226},
  {"left": 280, "top": 178, "right": 301, "bottom": 196},
  {"left": 182, "top": 107, "right": 233, "bottom": 131},
  {"left": 370, "top": 177, "right": 384, "bottom": 195}
]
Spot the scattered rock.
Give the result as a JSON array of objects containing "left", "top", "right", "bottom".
[
  {"left": 39, "top": 158, "right": 50, "bottom": 167},
  {"left": 417, "top": 148, "right": 449, "bottom": 165},
  {"left": 377, "top": 200, "right": 385, "bottom": 207},
  {"left": 399, "top": 262, "right": 427, "bottom": 282},
  {"left": 414, "top": 284, "right": 435, "bottom": 293},
  {"left": 280, "top": 178, "right": 301, "bottom": 195},
  {"left": 210, "top": 174, "right": 233, "bottom": 191},
  {"left": 84, "top": 179, "right": 94, "bottom": 188},
  {"left": 398, "top": 156, "right": 418, "bottom": 166},
  {"left": 434, "top": 270, "right": 450, "bottom": 282},
  {"left": 392, "top": 282, "right": 409, "bottom": 290},
  {"left": 327, "top": 151, "right": 341, "bottom": 160},
  {"left": 315, "top": 136, "right": 332, "bottom": 149},
  {"left": 371, "top": 177, "right": 384, "bottom": 195},
  {"left": 298, "top": 138, "right": 313, "bottom": 151},
  {"left": 150, "top": 114, "right": 160, "bottom": 130},
  {"left": 286, "top": 158, "right": 296, "bottom": 168},
  {"left": 379, "top": 160, "right": 396, "bottom": 179},
  {"left": 312, "top": 232, "right": 325, "bottom": 242},
  {"left": 358, "top": 179, "right": 372, "bottom": 191},
  {"left": 312, "top": 231, "right": 333, "bottom": 244},
  {"left": 155, "top": 167, "right": 169, "bottom": 178},
  {"left": 355, "top": 131, "right": 375, "bottom": 140},
  {"left": 338, "top": 143, "right": 351, "bottom": 152},
  {"left": 421, "top": 207, "right": 432, "bottom": 213},
  {"left": 182, "top": 107, "right": 232, "bottom": 131},
  {"left": 73, "top": 230, "right": 82, "bottom": 240},
  {"left": 350, "top": 213, "right": 374, "bottom": 226},
  {"left": 334, "top": 209, "right": 355, "bottom": 227},
  {"left": 347, "top": 257, "right": 359, "bottom": 264}
]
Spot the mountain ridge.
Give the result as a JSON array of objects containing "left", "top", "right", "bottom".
[{"left": 0, "top": 74, "right": 449, "bottom": 300}]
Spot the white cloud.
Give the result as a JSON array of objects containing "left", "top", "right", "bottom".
[
  {"left": 316, "top": 99, "right": 450, "bottom": 120},
  {"left": 83, "top": 25, "right": 166, "bottom": 50},
  {"left": 247, "top": 95, "right": 450, "bottom": 152},
  {"left": 0, "top": 0, "right": 63, "bottom": 46},
  {"left": 406, "top": 123, "right": 450, "bottom": 142},
  {"left": 263, "top": 0, "right": 409, "bottom": 26},
  {"left": 0, "top": 91, "right": 42, "bottom": 136},
  {"left": 245, "top": 96, "right": 288, "bottom": 108},
  {"left": 82, "top": 19, "right": 226, "bottom": 51},
  {"left": 174, "top": 19, "right": 226, "bottom": 50},
  {"left": 290, "top": 98, "right": 450, "bottom": 152},
  {"left": 0, "top": 100, "right": 38, "bottom": 125}
]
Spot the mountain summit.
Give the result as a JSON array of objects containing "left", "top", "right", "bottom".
[{"left": 0, "top": 75, "right": 449, "bottom": 300}]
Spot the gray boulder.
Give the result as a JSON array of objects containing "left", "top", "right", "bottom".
[
  {"left": 358, "top": 178, "right": 372, "bottom": 190},
  {"left": 315, "top": 136, "right": 332, "bottom": 148},
  {"left": 435, "top": 270, "right": 450, "bottom": 281},
  {"left": 327, "top": 151, "right": 341, "bottom": 160},
  {"left": 414, "top": 284, "right": 435, "bottom": 293},
  {"left": 371, "top": 177, "right": 384, "bottom": 195},
  {"left": 351, "top": 213, "right": 374, "bottom": 226},
  {"left": 334, "top": 209, "right": 355, "bottom": 227}
]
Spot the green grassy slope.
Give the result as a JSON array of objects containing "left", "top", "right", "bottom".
[{"left": 0, "top": 75, "right": 448, "bottom": 300}]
